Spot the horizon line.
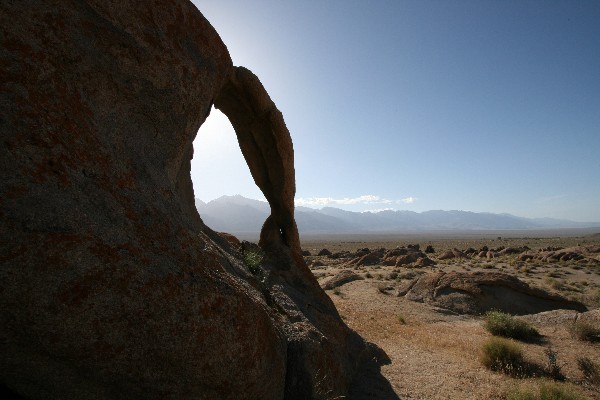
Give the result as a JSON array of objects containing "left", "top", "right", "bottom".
[{"left": 194, "top": 194, "right": 600, "bottom": 224}]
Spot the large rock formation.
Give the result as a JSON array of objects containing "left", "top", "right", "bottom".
[
  {"left": 400, "top": 272, "right": 587, "bottom": 315},
  {"left": 0, "top": 1, "right": 383, "bottom": 399}
]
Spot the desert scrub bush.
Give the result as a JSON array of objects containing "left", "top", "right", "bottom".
[
  {"left": 577, "top": 356, "right": 600, "bottom": 385},
  {"left": 484, "top": 311, "right": 540, "bottom": 342},
  {"left": 546, "top": 277, "right": 567, "bottom": 291},
  {"left": 544, "top": 347, "right": 564, "bottom": 381},
  {"left": 480, "top": 337, "right": 526, "bottom": 376},
  {"left": 568, "top": 321, "right": 600, "bottom": 342},
  {"left": 397, "top": 315, "right": 406, "bottom": 324},
  {"left": 506, "top": 380, "right": 588, "bottom": 400},
  {"left": 242, "top": 249, "right": 264, "bottom": 276},
  {"left": 519, "top": 266, "right": 532, "bottom": 274}
]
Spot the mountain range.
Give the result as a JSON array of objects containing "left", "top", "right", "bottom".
[{"left": 195, "top": 195, "right": 600, "bottom": 234}]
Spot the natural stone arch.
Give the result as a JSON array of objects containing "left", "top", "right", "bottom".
[
  {"left": 0, "top": 1, "right": 390, "bottom": 399},
  {"left": 214, "top": 66, "right": 303, "bottom": 268}
]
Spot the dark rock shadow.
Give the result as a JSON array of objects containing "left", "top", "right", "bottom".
[
  {"left": 348, "top": 348, "right": 400, "bottom": 400},
  {"left": 520, "top": 334, "right": 548, "bottom": 345},
  {"left": 0, "top": 384, "right": 27, "bottom": 400}
]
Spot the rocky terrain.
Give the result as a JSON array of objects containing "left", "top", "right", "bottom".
[{"left": 301, "top": 234, "right": 600, "bottom": 399}]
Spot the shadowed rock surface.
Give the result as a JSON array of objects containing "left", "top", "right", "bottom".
[
  {"left": 0, "top": 1, "right": 383, "bottom": 399},
  {"left": 401, "top": 272, "right": 587, "bottom": 315}
]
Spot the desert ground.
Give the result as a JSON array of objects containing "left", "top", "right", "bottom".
[{"left": 300, "top": 232, "right": 600, "bottom": 399}]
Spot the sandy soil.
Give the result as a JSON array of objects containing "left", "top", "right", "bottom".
[{"left": 301, "top": 233, "right": 600, "bottom": 399}]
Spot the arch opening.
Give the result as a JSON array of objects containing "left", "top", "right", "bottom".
[{"left": 191, "top": 106, "right": 267, "bottom": 235}]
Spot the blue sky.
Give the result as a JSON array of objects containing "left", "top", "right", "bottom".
[{"left": 191, "top": 1, "right": 600, "bottom": 222}]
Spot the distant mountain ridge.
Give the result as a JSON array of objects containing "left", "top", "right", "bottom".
[{"left": 196, "top": 195, "right": 600, "bottom": 234}]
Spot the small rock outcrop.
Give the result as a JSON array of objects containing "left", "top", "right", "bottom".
[
  {"left": 534, "top": 246, "right": 600, "bottom": 264},
  {"left": 401, "top": 272, "right": 587, "bottom": 315},
  {"left": 0, "top": 1, "right": 383, "bottom": 399},
  {"left": 343, "top": 246, "right": 436, "bottom": 269},
  {"left": 349, "top": 253, "right": 382, "bottom": 266},
  {"left": 520, "top": 309, "right": 600, "bottom": 327},
  {"left": 318, "top": 248, "right": 333, "bottom": 256},
  {"left": 498, "top": 246, "right": 529, "bottom": 256},
  {"left": 440, "top": 249, "right": 468, "bottom": 260},
  {"left": 322, "top": 270, "right": 365, "bottom": 290}
]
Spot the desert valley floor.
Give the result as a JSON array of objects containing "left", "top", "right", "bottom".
[{"left": 297, "top": 232, "right": 600, "bottom": 399}]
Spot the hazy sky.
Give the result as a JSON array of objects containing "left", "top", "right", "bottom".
[{"left": 190, "top": 1, "right": 600, "bottom": 222}]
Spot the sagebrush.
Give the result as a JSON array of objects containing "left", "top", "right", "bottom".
[
  {"left": 483, "top": 311, "right": 540, "bottom": 342},
  {"left": 480, "top": 337, "right": 527, "bottom": 376},
  {"left": 568, "top": 321, "right": 599, "bottom": 342}
]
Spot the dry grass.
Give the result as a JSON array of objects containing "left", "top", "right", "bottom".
[
  {"left": 506, "top": 380, "right": 589, "bottom": 400},
  {"left": 304, "top": 233, "right": 600, "bottom": 399}
]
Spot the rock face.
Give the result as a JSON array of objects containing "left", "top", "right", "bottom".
[
  {"left": 401, "top": 272, "right": 587, "bottom": 315},
  {"left": 0, "top": 1, "right": 380, "bottom": 399}
]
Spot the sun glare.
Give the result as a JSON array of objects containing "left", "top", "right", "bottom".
[{"left": 190, "top": 107, "right": 263, "bottom": 202}]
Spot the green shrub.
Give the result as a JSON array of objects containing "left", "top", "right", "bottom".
[
  {"left": 484, "top": 311, "right": 540, "bottom": 342},
  {"left": 506, "top": 380, "right": 588, "bottom": 400},
  {"left": 568, "top": 321, "right": 600, "bottom": 342},
  {"left": 243, "top": 250, "right": 264, "bottom": 276},
  {"left": 480, "top": 337, "right": 526, "bottom": 376}
]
